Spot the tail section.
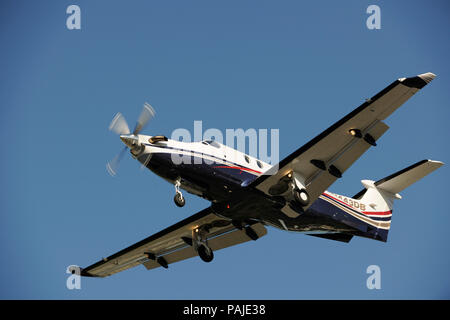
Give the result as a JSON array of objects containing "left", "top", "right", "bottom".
[{"left": 353, "top": 159, "right": 443, "bottom": 241}]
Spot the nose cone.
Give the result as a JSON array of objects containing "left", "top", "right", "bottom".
[{"left": 120, "top": 134, "right": 139, "bottom": 148}]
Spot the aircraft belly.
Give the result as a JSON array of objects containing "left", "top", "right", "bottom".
[
  {"left": 141, "top": 152, "right": 356, "bottom": 234},
  {"left": 142, "top": 152, "right": 254, "bottom": 201}
]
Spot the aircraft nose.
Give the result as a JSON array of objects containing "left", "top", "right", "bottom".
[{"left": 120, "top": 134, "right": 139, "bottom": 148}]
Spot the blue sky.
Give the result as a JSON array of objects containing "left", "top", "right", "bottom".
[{"left": 1, "top": 0, "right": 449, "bottom": 299}]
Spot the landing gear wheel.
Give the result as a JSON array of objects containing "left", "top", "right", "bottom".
[
  {"left": 294, "top": 188, "right": 309, "bottom": 206},
  {"left": 197, "top": 244, "right": 214, "bottom": 263},
  {"left": 174, "top": 193, "right": 185, "bottom": 207}
]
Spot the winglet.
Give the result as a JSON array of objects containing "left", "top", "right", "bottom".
[
  {"left": 400, "top": 72, "right": 436, "bottom": 89},
  {"left": 418, "top": 72, "right": 436, "bottom": 83}
]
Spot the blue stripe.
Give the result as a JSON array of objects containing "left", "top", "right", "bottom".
[
  {"left": 146, "top": 151, "right": 258, "bottom": 186},
  {"left": 322, "top": 194, "right": 391, "bottom": 222},
  {"left": 144, "top": 143, "right": 261, "bottom": 176}
]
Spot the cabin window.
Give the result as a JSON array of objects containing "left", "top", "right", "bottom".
[
  {"left": 256, "top": 160, "right": 263, "bottom": 168},
  {"left": 202, "top": 140, "right": 221, "bottom": 148},
  {"left": 244, "top": 155, "right": 250, "bottom": 163}
]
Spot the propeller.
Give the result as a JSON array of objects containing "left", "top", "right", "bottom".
[
  {"left": 106, "top": 146, "right": 127, "bottom": 176},
  {"left": 106, "top": 102, "right": 156, "bottom": 176},
  {"left": 133, "top": 103, "right": 156, "bottom": 135},
  {"left": 109, "top": 112, "right": 130, "bottom": 135}
]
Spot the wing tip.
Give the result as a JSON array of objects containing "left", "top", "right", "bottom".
[
  {"left": 418, "top": 72, "right": 436, "bottom": 83},
  {"left": 400, "top": 72, "right": 436, "bottom": 89},
  {"left": 426, "top": 159, "right": 445, "bottom": 167}
]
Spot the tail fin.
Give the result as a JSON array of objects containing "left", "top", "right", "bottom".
[{"left": 353, "top": 159, "right": 444, "bottom": 241}]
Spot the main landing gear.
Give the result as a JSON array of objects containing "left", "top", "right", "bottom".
[
  {"left": 197, "top": 243, "right": 214, "bottom": 262},
  {"left": 293, "top": 187, "right": 310, "bottom": 207},
  {"left": 173, "top": 178, "right": 185, "bottom": 207},
  {"left": 182, "top": 227, "right": 214, "bottom": 263}
]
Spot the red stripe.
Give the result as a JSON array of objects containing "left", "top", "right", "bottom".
[
  {"left": 362, "top": 211, "right": 392, "bottom": 216},
  {"left": 214, "top": 166, "right": 262, "bottom": 174},
  {"left": 322, "top": 193, "right": 391, "bottom": 216}
]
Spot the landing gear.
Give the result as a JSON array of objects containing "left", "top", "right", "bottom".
[
  {"left": 197, "top": 244, "right": 214, "bottom": 263},
  {"left": 174, "top": 193, "right": 185, "bottom": 207},
  {"left": 294, "top": 188, "right": 310, "bottom": 207},
  {"left": 188, "top": 226, "right": 215, "bottom": 263},
  {"left": 173, "top": 178, "right": 185, "bottom": 207}
]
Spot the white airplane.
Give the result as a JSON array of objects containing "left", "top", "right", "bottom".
[{"left": 81, "top": 72, "right": 443, "bottom": 277}]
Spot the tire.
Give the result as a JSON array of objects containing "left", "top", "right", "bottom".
[
  {"left": 294, "top": 188, "right": 309, "bottom": 206},
  {"left": 197, "top": 244, "right": 214, "bottom": 263},
  {"left": 174, "top": 193, "right": 185, "bottom": 207}
]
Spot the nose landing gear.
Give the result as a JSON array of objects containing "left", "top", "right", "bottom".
[
  {"left": 174, "top": 192, "right": 185, "bottom": 207},
  {"left": 174, "top": 178, "right": 185, "bottom": 207}
]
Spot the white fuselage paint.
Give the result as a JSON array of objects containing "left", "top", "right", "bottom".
[{"left": 136, "top": 134, "right": 271, "bottom": 176}]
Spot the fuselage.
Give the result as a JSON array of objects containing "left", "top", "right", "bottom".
[
  {"left": 131, "top": 134, "right": 387, "bottom": 241},
  {"left": 140, "top": 135, "right": 269, "bottom": 192}
]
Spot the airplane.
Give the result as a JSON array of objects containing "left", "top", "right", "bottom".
[{"left": 80, "top": 72, "right": 443, "bottom": 277}]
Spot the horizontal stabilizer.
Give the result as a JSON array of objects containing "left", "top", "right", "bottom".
[{"left": 375, "top": 159, "right": 443, "bottom": 194}]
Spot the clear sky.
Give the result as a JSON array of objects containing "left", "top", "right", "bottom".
[{"left": 1, "top": 0, "right": 449, "bottom": 299}]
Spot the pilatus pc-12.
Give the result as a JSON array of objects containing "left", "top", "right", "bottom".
[{"left": 81, "top": 72, "right": 443, "bottom": 277}]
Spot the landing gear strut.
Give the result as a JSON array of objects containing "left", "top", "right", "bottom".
[
  {"left": 191, "top": 227, "right": 214, "bottom": 263},
  {"left": 173, "top": 178, "right": 185, "bottom": 207}
]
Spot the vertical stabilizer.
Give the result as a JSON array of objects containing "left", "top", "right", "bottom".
[{"left": 353, "top": 160, "right": 443, "bottom": 241}]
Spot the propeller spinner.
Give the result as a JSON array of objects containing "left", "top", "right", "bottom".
[{"left": 106, "top": 102, "right": 155, "bottom": 176}]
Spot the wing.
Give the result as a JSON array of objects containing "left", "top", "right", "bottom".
[
  {"left": 81, "top": 207, "right": 267, "bottom": 277},
  {"left": 251, "top": 72, "right": 436, "bottom": 216}
]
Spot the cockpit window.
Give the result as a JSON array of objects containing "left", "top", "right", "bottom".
[
  {"left": 209, "top": 141, "right": 221, "bottom": 148},
  {"left": 148, "top": 135, "right": 168, "bottom": 144}
]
